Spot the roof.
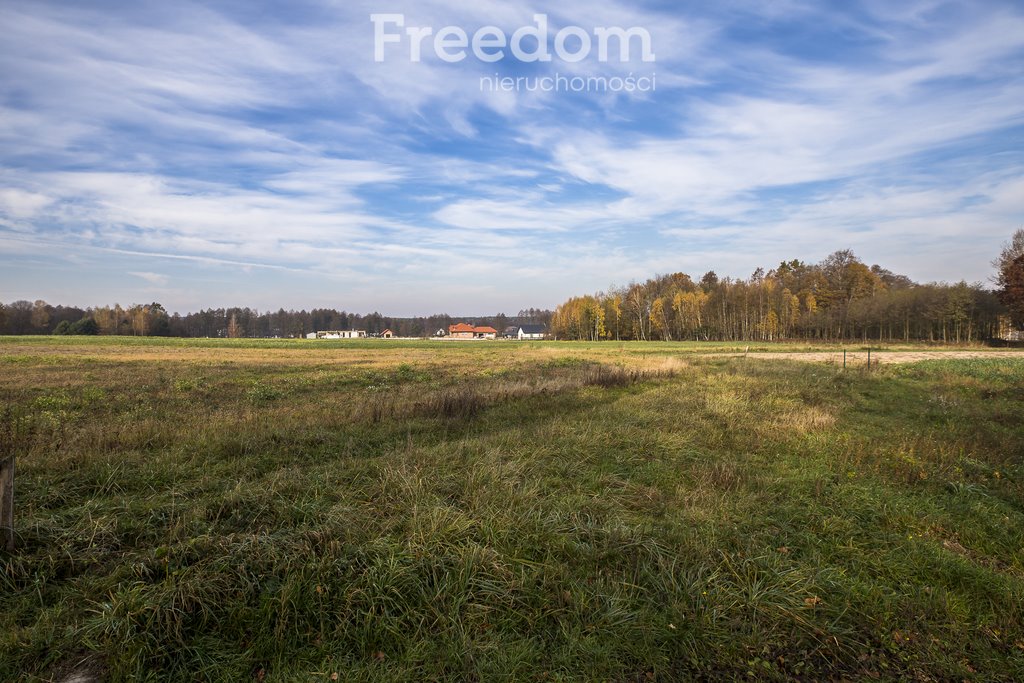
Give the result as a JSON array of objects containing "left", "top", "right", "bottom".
[
  {"left": 449, "top": 323, "right": 498, "bottom": 334},
  {"left": 518, "top": 324, "right": 546, "bottom": 335}
]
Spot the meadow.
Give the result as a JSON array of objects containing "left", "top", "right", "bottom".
[{"left": 1, "top": 336, "right": 1022, "bottom": 681}]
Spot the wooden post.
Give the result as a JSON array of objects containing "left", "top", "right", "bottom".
[
  {"left": 0, "top": 456, "right": 13, "bottom": 552},
  {"left": 867, "top": 348, "right": 871, "bottom": 370},
  {"left": 843, "top": 350, "right": 847, "bottom": 369}
]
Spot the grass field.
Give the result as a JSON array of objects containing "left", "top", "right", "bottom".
[{"left": 1, "top": 337, "right": 1023, "bottom": 681}]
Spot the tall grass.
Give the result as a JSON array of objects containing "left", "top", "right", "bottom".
[{"left": 0, "top": 340, "right": 1022, "bottom": 681}]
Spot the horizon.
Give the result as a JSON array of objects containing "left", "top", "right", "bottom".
[
  {"left": 1, "top": 1, "right": 1023, "bottom": 315},
  {"left": 0, "top": 244, "right": 1001, "bottom": 319}
]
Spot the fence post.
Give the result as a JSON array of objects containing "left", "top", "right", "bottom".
[
  {"left": 0, "top": 456, "right": 13, "bottom": 552},
  {"left": 843, "top": 350, "right": 847, "bottom": 369},
  {"left": 867, "top": 348, "right": 871, "bottom": 370}
]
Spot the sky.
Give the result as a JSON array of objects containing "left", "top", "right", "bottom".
[{"left": 1, "top": 0, "right": 1022, "bottom": 316}]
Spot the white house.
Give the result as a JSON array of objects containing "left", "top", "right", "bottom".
[
  {"left": 512, "top": 323, "right": 544, "bottom": 339},
  {"left": 307, "top": 330, "right": 367, "bottom": 339}
]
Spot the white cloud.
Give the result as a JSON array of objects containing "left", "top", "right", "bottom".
[
  {"left": 128, "top": 271, "right": 170, "bottom": 286},
  {"left": 0, "top": 188, "right": 52, "bottom": 219}
]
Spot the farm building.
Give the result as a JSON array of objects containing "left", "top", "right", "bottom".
[
  {"left": 306, "top": 330, "right": 366, "bottom": 339},
  {"left": 504, "top": 324, "right": 546, "bottom": 340},
  {"left": 381, "top": 329, "right": 394, "bottom": 338},
  {"left": 448, "top": 323, "right": 498, "bottom": 340}
]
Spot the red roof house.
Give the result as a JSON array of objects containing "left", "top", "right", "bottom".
[{"left": 448, "top": 323, "right": 498, "bottom": 339}]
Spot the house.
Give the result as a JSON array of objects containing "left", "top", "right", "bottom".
[
  {"left": 381, "top": 329, "right": 394, "bottom": 338},
  {"left": 448, "top": 323, "right": 477, "bottom": 339},
  {"left": 448, "top": 323, "right": 498, "bottom": 340},
  {"left": 503, "top": 324, "right": 546, "bottom": 340},
  {"left": 306, "top": 330, "right": 366, "bottom": 339},
  {"left": 514, "top": 324, "right": 546, "bottom": 340}
]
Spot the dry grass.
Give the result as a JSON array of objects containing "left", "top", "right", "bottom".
[{"left": 0, "top": 338, "right": 1022, "bottom": 681}]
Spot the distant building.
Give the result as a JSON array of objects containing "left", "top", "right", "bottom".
[
  {"left": 448, "top": 323, "right": 476, "bottom": 339},
  {"left": 306, "top": 330, "right": 366, "bottom": 339},
  {"left": 513, "top": 324, "right": 546, "bottom": 340},
  {"left": 448, "top": 323, "right": 498, "bottom": 340},
  {"left": 381, "top": 329, "right": 394, "bottom": 338}
]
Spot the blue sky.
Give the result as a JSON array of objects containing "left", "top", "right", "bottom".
[{"left": 1, "top": 0, "right": 1022, "bottom": 315}]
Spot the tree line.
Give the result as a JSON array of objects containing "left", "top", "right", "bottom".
[
  {"left": 5, "top": 232, "right": 1021, "bottom": 343},
  {"left": 552, "top": 244, "right": 1024, "bottom": 343},
  {"left": 0, "top": 300, "right": 553, "bottom": 339}
]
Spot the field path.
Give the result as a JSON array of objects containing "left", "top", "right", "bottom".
[{"left": 715, "top": 350, "right": 1024, "bottom": 365}]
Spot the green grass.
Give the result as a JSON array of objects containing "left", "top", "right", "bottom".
[
  {"left": 0, "top": 338, "right": 1022, "bottom": 681},
  {"left": 0, "top": 334, "right": 1006, "bottom": 353}
]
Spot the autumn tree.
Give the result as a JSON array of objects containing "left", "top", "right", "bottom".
[
  {"left": 605, "top": 292, "right": 623, "bottom": 341},
  {"left": 626, "top": 283, "right": 650, "bottom": 340},
  {"left": 995, "top": 229, "right": 1024, "bottom": 328},
  {"left": 759, "top": 310, "right": 780, "bottom": 341},
  {"left": 780, "top": 289, "right": 800, "bottom": 338},
  {"left": 650, "top": 297, "right": 670, "bottom": 341},
  {"left": 673, "top": 290, "right": 708, "bottom": 340},
  {"left": 551, "top": 296, "right": 605, "bottom": 340},
  {"left": 589, "top": 299, "right": 607, "bottom": 341},
  {"left": 548, "top": 249, "right": 1004, "bottom": 343}
]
